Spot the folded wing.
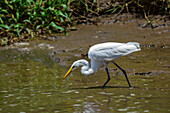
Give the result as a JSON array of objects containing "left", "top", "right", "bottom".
[{"left": 88, "top": 42, "right": 141, "bottom": 61}]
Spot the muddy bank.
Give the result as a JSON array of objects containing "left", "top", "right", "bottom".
[
  {"left": 1, "top": 22, "right": 169, "bottom": 71},
  {"left": 72, "top": 0, "right": 170, "bottom": 29},
  {"left": 74, "top": 13, "right": 170, "bottom": 29}
]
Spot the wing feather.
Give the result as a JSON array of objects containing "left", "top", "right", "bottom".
[{"left": 88, "top": 42, "right": 140, "bottom": 61}]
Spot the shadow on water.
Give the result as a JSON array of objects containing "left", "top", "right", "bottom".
[{"left": 71, "top": 86, "right": 139, "bottom": 89}]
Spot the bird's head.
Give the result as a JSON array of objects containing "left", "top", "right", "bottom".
[{"left": 63, "top": 59, "right": 88, "bottom": 79}]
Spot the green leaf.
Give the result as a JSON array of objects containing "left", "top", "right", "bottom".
[
  {"left": 0, "top": 24, "right": 10, "bottom": 29},
  {"left": 58, "top": 10, "right": 65, "bottom": 17},
  {"left": 0, "top": 17, "right": 4, "bottom": 24},
  {"left": 13, "top": 24, "right": 20, "bottom": 29},
  {"left": 59, "top": 17, "right": 64, "bottom": 22},
  {"left": 25, "top": 28, "right": 31, "bottom": 34},
  {"left": 24, "top": 19, "right": 32, "bottom": 24},
  {"left": 41, "top": 12, "right": 46, "bottom": 17},
  {"left": 50, "top": 21, "right": 64, "bottom": 31},
  {"left": 0, "top": 9, "right": 8, "bottom": 14},
  {"left": 35, "top": 25, "right": 42, "bottom": 31},
  {"left": 64, "top": 12, "right": 71, "bottom": 22},
  {"left": 62, "top": 4, "right": 67, "bottom": 11},
  {"left": 57, "top": 10, "right": 71, "bottom": 22},
  {"left": 16, "top": 9, "right": 19, "bottom": 21},
  {"left": 17, "top": 28, "right": 20, "bottom": 36}
]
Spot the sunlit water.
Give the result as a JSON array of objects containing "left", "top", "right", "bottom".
[{"left": 0, "top": 23, "right": 170, "bottom": 113}]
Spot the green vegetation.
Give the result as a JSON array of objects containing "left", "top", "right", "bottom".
[
  {"left": 0, "top": 0, "right": 71, "bottom": 45},
  {"left": 0, "top": 0, "right": 169, "bottom": 46}
]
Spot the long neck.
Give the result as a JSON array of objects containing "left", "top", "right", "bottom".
[{"left": 80, "top": 61, "right": 95, "bottom": 76}]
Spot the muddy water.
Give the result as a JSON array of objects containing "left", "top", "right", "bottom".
[{"left": 0, "top": 23, "right": 170, "bottom": 113}]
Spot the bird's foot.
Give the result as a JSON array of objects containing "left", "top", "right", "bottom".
[
  {"left": 129, "top": 86, "right": 133, "bottom": 89},
  {"left": 101, "top": 85, "right": 106, "bottom": 88}
]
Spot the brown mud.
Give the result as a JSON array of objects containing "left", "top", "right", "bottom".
[
  {"left": 74, "top": 13, "right": 170, "bottom": 29},
  {"left": 71, "top": 0, "right": 170, "bottom": 29},
  {"left": 1, "top": 21, "right": 169, "bottom": 81}
]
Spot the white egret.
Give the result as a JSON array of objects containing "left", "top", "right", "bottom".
[{"left": 64, "top": 42, "right": 141, "bottom": 88}]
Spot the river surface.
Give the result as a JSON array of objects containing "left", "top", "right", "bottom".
[{"left": 0, "top": 22, "right": 170, "bottom": 113}]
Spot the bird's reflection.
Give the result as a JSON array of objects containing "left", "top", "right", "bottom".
[{"left": 72, "top": 86, "right": 138, "bottom": 89}]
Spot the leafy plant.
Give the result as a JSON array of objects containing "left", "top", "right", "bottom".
[{"left": 0, "top": 0, "right": 72, "bottom": 45}]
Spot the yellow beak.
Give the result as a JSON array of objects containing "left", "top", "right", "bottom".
[{"left": 64, "top": 66, "right": 74, "bottom": 79}]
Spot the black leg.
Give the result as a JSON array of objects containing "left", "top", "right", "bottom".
[
  {"left": 112, "top": 61, "right": 132, "bottom": 88},
  {"left": 102, "top": 67, "right": 111, "bottom": 88}
]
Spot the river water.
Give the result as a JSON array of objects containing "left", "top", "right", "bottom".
[{"left": 0, "top": 22, "right": 170, "bottom": 112}]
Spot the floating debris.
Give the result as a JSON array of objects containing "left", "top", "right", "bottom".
[
  {"left": 14, "top": 42, "right": 30, "bottom": 47},
  {"left": 135, "top": 72, "right": 152, "bottom": 75}
]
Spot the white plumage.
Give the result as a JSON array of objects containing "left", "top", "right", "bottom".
[
  {"left": 64, "top": 42, "right": 141, "bottom": 88},
  {"left": 88, "top": 42, "right": 140, "bottom": 61}
]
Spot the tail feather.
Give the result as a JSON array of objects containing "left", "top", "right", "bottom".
[{"left": 127, "top": 42, "right": 141, "bottom": 50}]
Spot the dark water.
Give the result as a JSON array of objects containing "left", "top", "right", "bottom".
[{"left": 0, "top": 23, "right": 170, "bottom": 112}]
